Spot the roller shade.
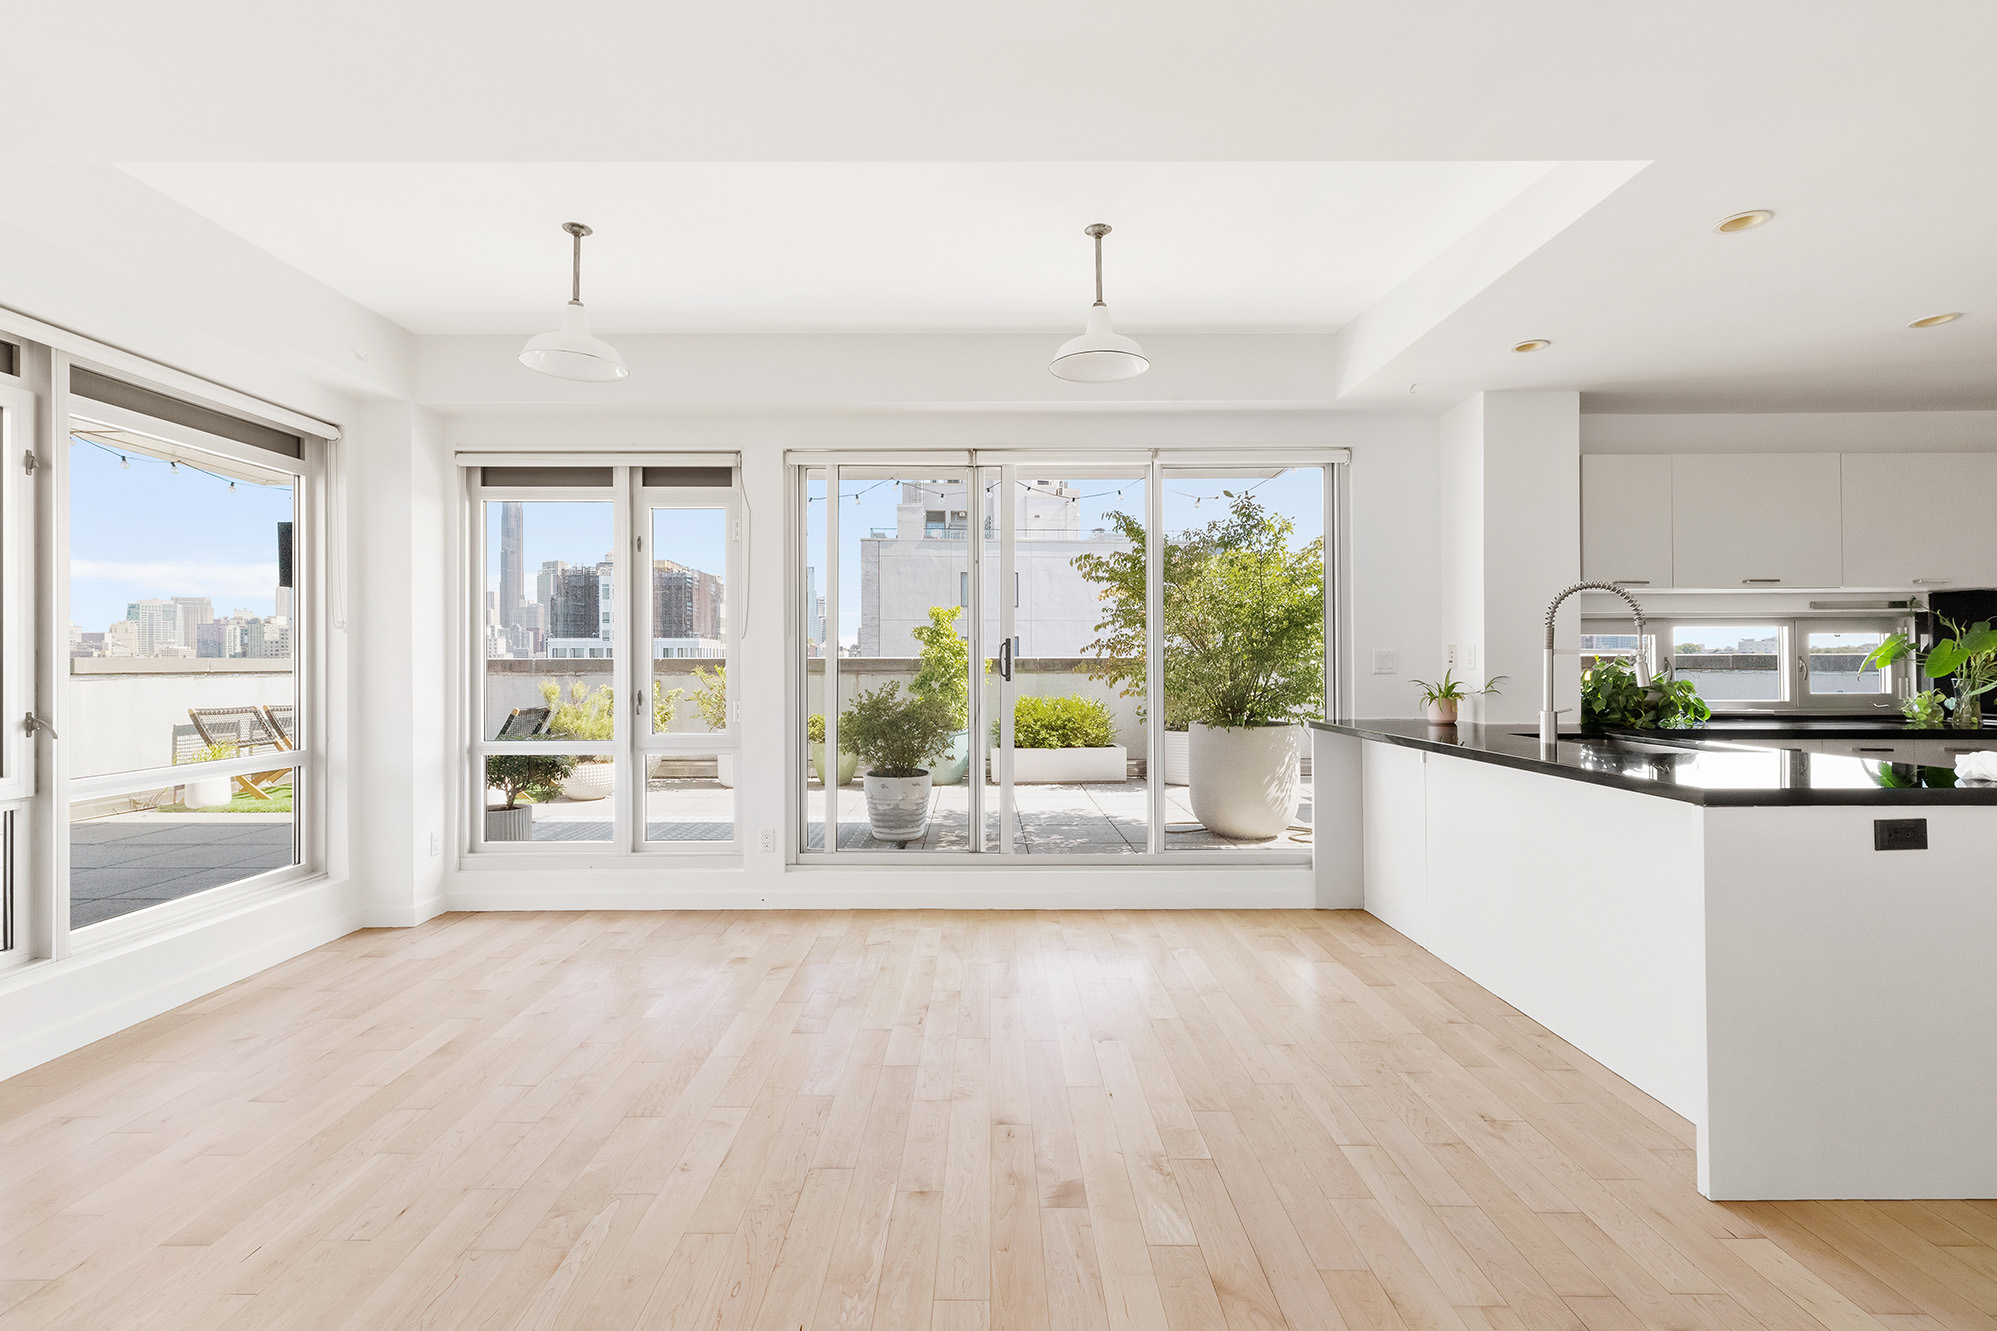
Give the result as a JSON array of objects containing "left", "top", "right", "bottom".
[{"left": 69, "top": 367, "right": 304, "bottom": 459}]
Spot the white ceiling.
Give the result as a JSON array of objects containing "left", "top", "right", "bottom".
[
  {"left": 9, "top": 2, "right": 1997, "bottom": 411},
  {"left": 118, "top": 162, "right": 1552, "bottom": 334}
]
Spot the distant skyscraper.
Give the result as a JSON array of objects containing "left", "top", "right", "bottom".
[
  {"left": 652, "top": 560, "right": 724, "bottom": 641},
  {"left": 499, "top": 501, "right": 526, "bottom": 633},
  {"left": 172, "top": 597, "right": 214, "bottom": 630},
  {"left": 547, "top": 565, "right": 602, "bottom": 640},
  {"left": 125, "top": 598, "right": 182, "bottom": 655}
]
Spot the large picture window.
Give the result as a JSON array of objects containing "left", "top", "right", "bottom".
[
  {"left": 468, "top": 463, "right": 740, "bottom": 853},
  {"left": 794, "top": 452, "right": 1340, "bottom": 862},
  {"left": 1582, "top": 614, "right": 1912, "bottom": 713}
]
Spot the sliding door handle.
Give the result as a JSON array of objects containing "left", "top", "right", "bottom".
[{"left": 998, "top": 638, "right": 1013, "bottom": 681}]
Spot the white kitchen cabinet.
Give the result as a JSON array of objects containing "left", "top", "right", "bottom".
[
  {"left": 1816, "top": 738, "right": 1924, "bottom": 763},
  {"left": 1915, "top": 737, "right": 1997, "bottom": 767},
  {"left": 1581, "top": 455, "right": 1675, "bottom": 587},
  {"left": 1671, "top": 453, "right": 1843, "bottom": 589},
  {"left": 1841, "top": 452, "right": 1997, "bottom": 589}
]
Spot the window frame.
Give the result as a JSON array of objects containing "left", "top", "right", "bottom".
[
  {"left": 1585, "top": 612, "right": 1914, "bottom": 715},
  {"left": 464, "top": 463, "right": 743, "bottom": 857}
]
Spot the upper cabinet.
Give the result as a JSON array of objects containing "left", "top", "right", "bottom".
[
  {"left": 1841, "top": 452, "right": 1997, "bottom": 590},
  {"left": 1581, "top": 455, "right": 1674, "bottom": 587},
  {"left": 1670, "top": 453, "right": 1844, "bottom": 589}
]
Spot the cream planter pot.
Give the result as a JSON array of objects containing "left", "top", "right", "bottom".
[
  {"left": 811, "top": 742, "right": 859, "bottom": 786},
  {"left": 1425, "top": 698, "right": 1459, "bottom": 725},
  {"left": 1188, "top": 722, "right": 1302, "bottom": 840},
  {"left": 1163, "top": 730, "right": 1190, "bottom": 786},
  {"left": 182, "top": 777, "right": 234, "bottom": 809},
  {"left": 485, "top": 805, "right": 534, "bottom": 842},
  {"left": 990, "top": 745, "right": 1127, "bottom": 784},
  {"left": 863, "top": 771, "right": 932, "bottom": 844},
  {"left": 559, "top": 762, "right": 615, "bottom": 801}
]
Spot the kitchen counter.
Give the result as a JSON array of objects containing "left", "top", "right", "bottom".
[{"left": 1308, "top": 718, "right": 1997, "bottom": 806}]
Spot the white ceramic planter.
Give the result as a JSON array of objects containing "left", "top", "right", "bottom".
[
  {"left": 811, "top": 742, "right": 859, "bottom": 786},
  {"left": 1188, "top": 722, "right": 1302, "bottom": 840},
  {"left": 863, "top": 770, "right": 932, "bottom": 844},
  {"left": 1163, "top": 730, "right": 1190, "bottom": 786},
  {"left": 1425, "top": 698, "right": 1459, "bottom": 725},
  {"left": 484, "top": 805, "right": 534, "bottom": 842},
  {"left": 559, "top": 762, "right": 615, "bottom": 801},
  {"left": 182, "top": 777, "right": 234, "bottom": 809},
  {"left": 930, "top": 731, "right": 971, "bottom": 786},
  {"left": 989, "top": 744, "right": 1127, "bottom": 784}
]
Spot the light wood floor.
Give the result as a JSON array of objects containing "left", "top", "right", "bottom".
[{"left": 3, "top": 911, "right": 1995, "bottom": 1330}]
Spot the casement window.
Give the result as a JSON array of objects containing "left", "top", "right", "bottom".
[
  {"left": 463, "top": 460, "right": 742, "bottom": 854},
  {"left": 0, "top": 336, "right": 333, "bottom": 970},
  {"left": 1581, "top": 614, "right": 1913, "bottom": 713},
  {"left": 791, "top": 450, "right": 1345, "bottom": 863}
]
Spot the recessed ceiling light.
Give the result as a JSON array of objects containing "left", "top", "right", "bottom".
[
  {"left": 1908, "top": 312, "right": 1964, "bottom": 328},
  {"left": 1512, "top": 339, "right": 1551, "bottom": 353},
  {"left": 1714, "top": 210, "right": 1775, "bottom": 233}
]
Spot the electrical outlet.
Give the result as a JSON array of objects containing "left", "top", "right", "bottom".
[
  {"left": 427, "top": 831, "right": 440, "bottom": 857},
  {"left": 1446, "top": 644, "right": 1459, "bottom": 669},
  {"left": 759, "top": 827, "right": 777, "bottom": 854},
  {"left": 1372, "top": 649, "right": 1399, "bottom": 676}
]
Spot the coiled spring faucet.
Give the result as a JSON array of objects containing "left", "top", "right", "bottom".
[{"left": 1540, "top": 582, "right": 1649, "bottom": 745}]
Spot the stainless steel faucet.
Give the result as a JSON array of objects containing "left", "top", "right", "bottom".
[{"left": 1541, "top": 582, "right": 1649, "bottom": 744}]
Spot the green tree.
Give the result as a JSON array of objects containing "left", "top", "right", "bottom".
[{"left": 908, "top": 605, "right": 972, "bottom": 729}]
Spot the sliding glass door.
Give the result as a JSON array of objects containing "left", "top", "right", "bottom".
[{"left": 796, "top": 453, "right": 1336, "bottom": 862}]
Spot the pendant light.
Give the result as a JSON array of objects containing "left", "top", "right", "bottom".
[
  {"left": 1049, "top": 223, "right": 1149, "bottom": 383},
  {"left": 519, "top": 222, "right": 629, "bottom": 382}
]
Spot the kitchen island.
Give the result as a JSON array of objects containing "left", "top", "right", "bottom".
[{"left": 1310, "top": 718, "right": 1997, "bottom": 1200}]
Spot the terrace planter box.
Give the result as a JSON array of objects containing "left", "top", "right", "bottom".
[{"left": 990, "top": 744, "right": 1127, "bottom": 784}]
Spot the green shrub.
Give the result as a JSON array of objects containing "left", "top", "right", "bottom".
[
  {"left": 838, "top": 682, "right": 956, "bottom": 777},
  {"left": 909, "top": 605, "right": 973, "bottom": 728},
  {"left": 690, "top": 664, "right": 728, "bottom": 731},
  {"left": 485, "top": 753, "right": 576, "bottom": 809},
  {"left": 995, "top": 694, "right": 1115, "bottom": 750},
  {"left": 1580, "top": 660, "right": 1711, "bottom": 730},
  {"left": 539, "top": 678, "right": 615, "bottom": 741},
  {"left": 807, "top": 713, "right": 826, "bottom": 744}
]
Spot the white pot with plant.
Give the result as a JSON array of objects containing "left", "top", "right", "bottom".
[
  {"left": 484, "top": 753, "right": 573, "bottom": 842},
  {"left": 990, "top": 694, "right": 1126, "bottom": 783},
  {"left": 181, "top": 741, "right": 238, "bottom": 809},
  {"left": 1162, "top": 728, "right": 1190, "bottom": 786},
  {"left": 839, "top": 682, "right": 956, "bottom": 845},
  {"left": 1409, "top": 668, "right": 1506, "bottom": 725},
  {"left": 807, "top": 714, "right": 859, "bottom": 786},
  {"left": 689, "top": 664, "right": 733, "bottom": 786}
]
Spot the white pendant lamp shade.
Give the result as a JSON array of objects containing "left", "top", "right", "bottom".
[
  {"left": 519, "top": 222, "right": 628, "bottom": 382},
  {"left": 1050, "top": 222, "right": 1148, "bottom": 383}
]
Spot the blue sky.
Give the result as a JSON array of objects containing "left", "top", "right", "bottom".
[
  {"left": 807, "top": 466, "right": 1326, "bottom": 648},
  {"left": 69, "top": 440, "right": 293, "bottom": 632}
]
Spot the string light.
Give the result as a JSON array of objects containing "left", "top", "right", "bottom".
[{"left": 74, "top": 437, "right": 261, "bottom": 491}]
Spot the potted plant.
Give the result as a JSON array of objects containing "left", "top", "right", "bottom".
[
  {"left": 1579, "top": 659, "right": 1712, "bottom": 730},
  {"left": 689, "top": 664, "right": 733, "bottom": 785},
  {"left": 909, "top": 605, "right": 975, "bottom": 785},
  {"left": 180, "top": 741, "right": 238, "bottom": 809},
  {"left": 1168, "top": 496, "right": 1326, "bottom": 840},
  {"left": 540, "top": 678, "right": 616, "bottom": 799},
  {"left": 991, "top": 694, "right": 1124, "bottom": 783},
  {"left": 484, "top": 753, "right": 574, "bottom": 841},
  {"left": 838, "top": 682, "right": 956, "bottom": 844},
  {"left": 807, "top": 713, "right": 859, "bottom": 786},
  {"left": 1409, "top": 668, "right": 1506, "bottom": 725},
  {"left": 1864, "top": 619, "right": 1997, "bottom": 731}
]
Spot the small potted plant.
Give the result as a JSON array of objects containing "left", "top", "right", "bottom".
[
  {"left": 1579, "top": 660, "right": 1712, "bottom": 730},
  {"left": 180, "top": 741, "right": 239, "bottom": 809},
  {"left": 689, "top": 664, "right": 732, "bottom": 785},
  {"left": 807, "top": 714, "right": 859, "bottom": 786},
  {"left": 485, "top": 753, "right": 575, "bottom": 841},
  {"left": 838, "top": 682, "right": 956, "bottom": 845},
  {"left": 990, "top": 694, "right": 1125, "bottom": 783},
  {"left": 1865, "top": 619, "right": 1997, "bottom": 731},
  {"left": 1408, "top": 669, "right": 1506, "bottom": 725}
]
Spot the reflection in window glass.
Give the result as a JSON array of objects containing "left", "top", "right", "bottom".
[
  {"left": 67, "top": 428, "right": 296, "bottom": 780},
  {"left": 70, "top": 788, "right": 297, "bottom": 929},
  {"left": 1669, "top": 623, "right": 1783, "bottom": 701},
  {"left": 1807, "top": 630, "right": 1892, "bottom": 695},
  {"left": 482, "top": 501, "right": 614, "bottom": 740}
]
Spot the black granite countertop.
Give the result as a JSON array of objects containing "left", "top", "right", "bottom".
[{"left": 1309, "top": 719, "right": 1997, "bottom": 807}]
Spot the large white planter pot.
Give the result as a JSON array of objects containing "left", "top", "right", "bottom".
[
  {"left": 559, "top": 762, "right": 615, "bottom": 801},
  {"left": 990, "top": 745, "right": 1127, "bottom": 784},
  {"left": 182, "top": 777, "right": 233, "bottom": 809},
  {"left": 811, "top": 742, "right": 858, "bottom": 786},
  {"left": 930, "top": 731, "right": 970, "bottom": 786},
  {"left": 863, "top": 770, "right": 932, "bottom": 844},
  {"left": 1163, "top": 730, "right": 1190, "bottom": 786},
  {"left": 485, "top": 805, "right": 534, "bottom": 842},
  {"left": 1188, "top": 723, "right": 1301, "bottom": 840}
]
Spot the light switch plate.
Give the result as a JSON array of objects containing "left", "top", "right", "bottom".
[
  {"left": 427, "top": 831, "right": 440, "bottom": 857},
  {"left": 1372, "top": 650, "right": 1399, "bottom": 675}
]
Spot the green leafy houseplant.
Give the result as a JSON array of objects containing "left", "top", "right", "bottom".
[
  {"left": 1865, "top": 619, "right": 1997, "bottom": 730},
  {"left": 1580, "top": 659, "right": 1713, "bottom": 730},
  {"left": 1072, "top": 495, "right": 1323, "bottom": 730},
  {"left": 690, "top": 664, "right": 728, "bottom": 732},
  {"left": 1409, "top": 669, "right": 1507, "bottom": 705},
  {"left": 1900, "top": 689, "right": 1948, "bottom": 730},
  {"left": 838, "top": 682, "right": 957, "bottom": 778},
  {"left": 993, "top": 694, "right": 1115, "bottom": 750},
  {"left": 485, "top": 753, "right": 576, "bottom": 809}
]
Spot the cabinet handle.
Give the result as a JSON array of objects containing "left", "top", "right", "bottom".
[
  {"left": 1912, "top": 577, "right": 1952, "bottom": 586},
  {"left": 1854, "top": 746, "right": 1896, "bottom": 753},
  {"left": 1611, "top": 579, "right": 1651, "bottom": 586},
  {"left": 1742, "top": 578, "right": 1783, "bottom": 584}
]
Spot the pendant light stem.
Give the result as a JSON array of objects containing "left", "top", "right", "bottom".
[
  {"left": 1086, "top": 222, "right": 1111, "bottom": 306},
  {"left": 564, "top": 221, "right": 593, "bottom": 306}
]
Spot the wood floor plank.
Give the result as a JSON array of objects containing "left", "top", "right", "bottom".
[{"left": 0, "top": 909, "right": 1985, "bottom": 1331}]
